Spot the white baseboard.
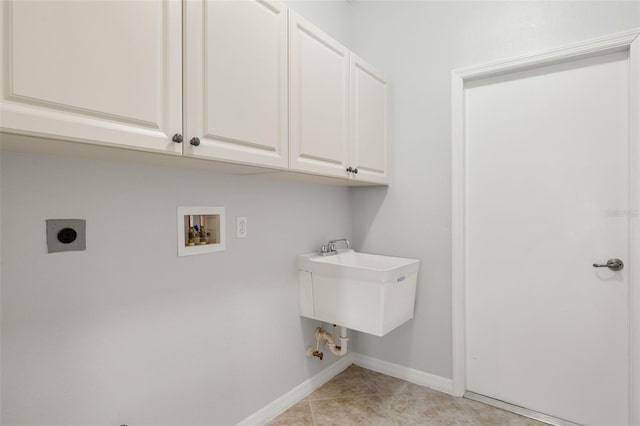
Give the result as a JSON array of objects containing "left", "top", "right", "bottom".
[
  {"left": 236, "top": 352, "right": 354, "bottom": 426},
  {"left": 351, "top": 353, "right": 454, "bottom": 395}
]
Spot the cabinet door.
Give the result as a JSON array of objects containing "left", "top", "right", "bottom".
[
  {"left": 0, "top": 0, "right": 182, "bottom": 154},
  {"left": 350, "top": 54, "right": 388, "bottom": 184},
  {"left": 289, "top": 11, "right": 349, "bottom": 178},
  {"left": 184, "top": 0, "right": 288, "bottom": 168}
]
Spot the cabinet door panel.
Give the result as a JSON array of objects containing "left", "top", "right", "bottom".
[
  {"left": 184, "top": 0, "right": 288, "bottom": 168},
  {"left": 0, "top": 0, "right": 182, "bottom": 154},
  {"left": 289, "top": 11, "right": 349, "bottom": 177},
  {"left": 350, "top": 54, "right": 388, "bottom": 184}
]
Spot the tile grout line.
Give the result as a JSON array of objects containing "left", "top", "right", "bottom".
[
  {"left": 308, "top": 398, "right": 317, "bottom": 426},
  {"left": 309, "top": 393, "right": 391, "bottom": 402},
  {"left": 308, "top": 388, "right": 417, "bottom": 402}
]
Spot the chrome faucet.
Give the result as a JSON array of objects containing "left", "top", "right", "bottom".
[{"left": 320, "top": 238, "right": 350, "bottom": 256}]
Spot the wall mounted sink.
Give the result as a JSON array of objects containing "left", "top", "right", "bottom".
[{"left": 298, "top": 249, "right": 420, "bottom": 336}]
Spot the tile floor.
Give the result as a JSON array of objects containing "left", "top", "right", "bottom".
[{"left": 267, "top": 365, "right": 545, "bottom": 426}]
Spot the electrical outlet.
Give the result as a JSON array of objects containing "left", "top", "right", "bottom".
[
  {"left": 46, "top": 219, "right": 86, "bottom": 253},
  {"left": 236, "top": 217, "right": 247, "bottom": 239}
]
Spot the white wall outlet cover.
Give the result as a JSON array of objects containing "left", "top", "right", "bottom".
[{"left": 236, "top": 217, "right": 247, "bottom": 239}]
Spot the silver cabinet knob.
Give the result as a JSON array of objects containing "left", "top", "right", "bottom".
[
  {"left": 190, "top": 137, "right": 201, "bottom": 147},
  {"left": 171, "top": 133, "right": 183, "bottom": 143},
  {"left": 593, "top": 258, "right": 624, "bottom": 271}
]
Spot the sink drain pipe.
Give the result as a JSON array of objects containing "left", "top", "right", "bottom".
[{"left": 307, "top": 325, "right": 348, "bottom": 359}]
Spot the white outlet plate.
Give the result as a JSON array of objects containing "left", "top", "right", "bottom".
[{"left": 236, "top": 217, "right": 247, "bottom": 239}]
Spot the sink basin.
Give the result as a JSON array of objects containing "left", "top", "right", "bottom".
[{"left": 298, "top": 249, "right": 420, "bottom": 336}]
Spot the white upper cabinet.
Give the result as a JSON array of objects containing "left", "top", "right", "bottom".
[
  {"left": 0, "top": 1, "right": 388, "bottom": 185},
  {"left": 288, "top": 11, "right": 350, "bottom": 178},
  {"left": 350, "top": 54, "right": 388, "bottom": 184},
  {"left": 0, "top": 0, "right": 182, "bottom": 154},
  {"left": 184, "top": 0, "right": 288, "bottom": 169}
]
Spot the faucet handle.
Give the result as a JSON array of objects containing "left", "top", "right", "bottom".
[
  {"left": 320, "top": 245, "right": 328, "bottom": 254},
  {"left": 329, "top": 243, "right": 337, "bottom": 252}
]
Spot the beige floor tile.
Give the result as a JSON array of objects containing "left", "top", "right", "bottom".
[
  {"left": 377, "top": 387, "right": 544, "bottom": 425},
  {"left": 309, "top": 365, "right": 408, "bottom": 400},
  {"left": 453, "top": 397, "right": 544, "bottom": 426},
  {"left": 310, "top": 395, "right": 396, "bottom": 425},
  {"left": 271, "top": 365, "right": 548, "bottom": 426},
  {"left": 266, "top": 399, "right": 314, "bottom": 426}
]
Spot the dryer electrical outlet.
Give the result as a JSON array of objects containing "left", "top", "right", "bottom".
[{"left": 46, "top": 219, "right": 86, "bottom": 253}]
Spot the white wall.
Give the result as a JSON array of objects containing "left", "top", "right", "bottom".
[{"left": 347, "top": 1, "right": 640, "bottom": 379}]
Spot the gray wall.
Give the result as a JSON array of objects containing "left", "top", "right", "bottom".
[
  {"left": 286, "top": 0, "right": 353, "bottom": 43},
  {"left": 347, "top": 1, "right": 640, "bottom": 379},
  {"left": 0, "top": 152, "right": 352, "bottom": 425}
]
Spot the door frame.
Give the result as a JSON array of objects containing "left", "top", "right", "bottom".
[{"left": 451, "top": 28, "right": 640, "bottom": 424}]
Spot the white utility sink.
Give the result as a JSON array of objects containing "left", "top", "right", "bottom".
[{"left": 298, "top": 249, "right": 420, "bottom": 336}]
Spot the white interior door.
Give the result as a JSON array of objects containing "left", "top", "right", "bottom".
[{"left": 465, "top": 50, "right": 630, "bottom": 425}]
